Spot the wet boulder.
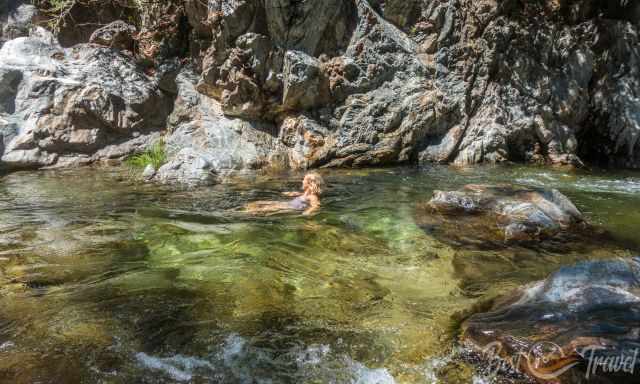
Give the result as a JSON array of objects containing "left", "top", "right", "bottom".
[
  {"left": 423, "top": 184, "right": 584, "bottom": 242},
  {"left": 462, "top": 257, "right": 640, "bottom": 383}
]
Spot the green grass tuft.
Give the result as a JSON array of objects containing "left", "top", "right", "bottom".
[{"left": 125, "top": 140, "right": 167, "bottom": 170}]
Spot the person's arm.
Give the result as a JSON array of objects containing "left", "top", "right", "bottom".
[
  {"left": 302, "top": 195, "right": 321, "bottom": 216},
  {"left": 282, "top": 191, "right": 302, "bottom": 197}
]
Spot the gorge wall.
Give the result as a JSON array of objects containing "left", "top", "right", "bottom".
[{"left": 1, "top": 0, "right": 639, "bottom": 184}]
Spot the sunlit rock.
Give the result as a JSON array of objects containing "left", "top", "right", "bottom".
[
  {"left": 156, "top": 67, "right": 288, "bottom": 186},
  {"left": 0, "top": 28, "right": 172, "bottom": 170},
  {"left": 462, "top": 257, "right": 640, "bottom": 383}
]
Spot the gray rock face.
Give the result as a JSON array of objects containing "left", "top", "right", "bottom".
[
  {"left": 155, "top": 68, "right": 287, "bottom": 186},
  {"left": 196, "top": 0, "right": 354, "bottom": 117},
  {"left": 0, "top": 28, "right": 172, "bottom": 170},
  {"left": 463, "top": 257, "right": 640, "bottom": 383},
  {"left": 424, "top": 184, "right": 584, "bottom": 242},
  {"left": 3, "top": 0, "right": 640, "bottom": 180},
  {"left": 193, "top": 0, "right": 434, "bottom": 169},
  {"left": 281, "top": 50, "right": 328, "bottom": 111},
  {"left": 119, "top": 0, "right": 633, "bottom": 183},
  {"left": 190, "top": 0, "right": 640, "bottom": 171},
  {"left": 586, "top": 21, "right": 640, "bottom": 168},
  {"left": 417, "top": 0, "right": 640, "bottom": 168}
]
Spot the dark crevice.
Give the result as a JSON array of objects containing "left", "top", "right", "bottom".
[
  {"left": 577, "top": 111, "right": 614, "bottom": 168},
  {"left": 560, "top": 0, "right": 640, "bottom": 24}
]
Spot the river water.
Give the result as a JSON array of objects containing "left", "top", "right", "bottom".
[{"left": 0, "top": 165, "right": 638, "bottom": 383}]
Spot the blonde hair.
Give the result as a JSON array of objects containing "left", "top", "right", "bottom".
[{"left": 304, "top": 172, "right": 325, "bottom": 196}]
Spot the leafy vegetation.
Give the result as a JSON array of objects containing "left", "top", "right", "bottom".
[{"left": 125, "top": 139, "right": 167, "bottom": 170}]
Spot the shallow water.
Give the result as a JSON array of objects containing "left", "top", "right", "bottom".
[{"left": 0, "top": 165, "right": 638, "bottom": 383}]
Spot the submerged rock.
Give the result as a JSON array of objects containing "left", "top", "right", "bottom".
[
  {"left": 0, "top": 28, "right": 172, "bottom": 170},
  {"left": 420, "top": 184, "right": 584, "bottom": 243},
  {"left": 462, "top": 257, "right": 640, "bottom": 383}
]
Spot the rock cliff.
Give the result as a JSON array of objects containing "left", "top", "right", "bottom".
[{"left": 0, "top": 0, "right": 639, "bottom": 183}]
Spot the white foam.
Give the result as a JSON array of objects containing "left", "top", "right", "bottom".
[
  {"left": 0, "top": 341, "right": 15, "bottom": 351},
  {"left": 472, "top": 375, "right": 493, "bottom": 384},
  {"left": 349, "top": 361, "right": 395, "bottom": 384},
  {"left": 135, "top": 352, "right": 214, "bottom": 382},
  {"left": 295, "top": 344, "right": 331, "bottom": 366},
  {"left": 515, "top": 175, "right": 640, "bottom": 195},
  {"left": 136, "top": 335, "right": 396, "bottom": 383}
]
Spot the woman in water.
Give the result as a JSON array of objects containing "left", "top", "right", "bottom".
[{"left": 244, "top": 172, "right": 325, "bottom": 216}]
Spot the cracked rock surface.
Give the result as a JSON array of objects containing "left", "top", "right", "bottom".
[
  {"left": 1, "top": 0, "right": 640, "bottom": 181},
  {"left": 0, "top": 28, "right": 172, "bottom": 170}
]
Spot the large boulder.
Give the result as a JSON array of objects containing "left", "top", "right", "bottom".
[
  {"left": 420, "top": 184, "right": 585, "bottom": 243},
  {"left": 462, "top": 257, "right": 640, "bottom": 383},
  {"left": 155, "top": 68, "right": 287, "bottom": 186},
  {"left": 0, "top": 28, "right": 172, "bottom": 170}
]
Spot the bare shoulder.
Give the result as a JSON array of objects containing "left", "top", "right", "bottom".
[{"left": 307, "top": 194, "right": 321, "bottom": 206}]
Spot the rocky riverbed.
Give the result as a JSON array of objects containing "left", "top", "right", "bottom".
[{"left": 0, "top": 165, "right": 638, "bottom": 383}]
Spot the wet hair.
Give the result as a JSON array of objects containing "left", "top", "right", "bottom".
[{"left": 304, "top": 172, "right": 325, "bottom": 196}]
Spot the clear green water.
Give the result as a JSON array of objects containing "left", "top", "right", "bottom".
[{"left": 0, "top": 165, "right": 638, "bottom": 383}]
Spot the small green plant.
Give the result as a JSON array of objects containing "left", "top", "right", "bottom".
[{"left": 125, "top": 139, "right": 167, "bottom": 170}]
